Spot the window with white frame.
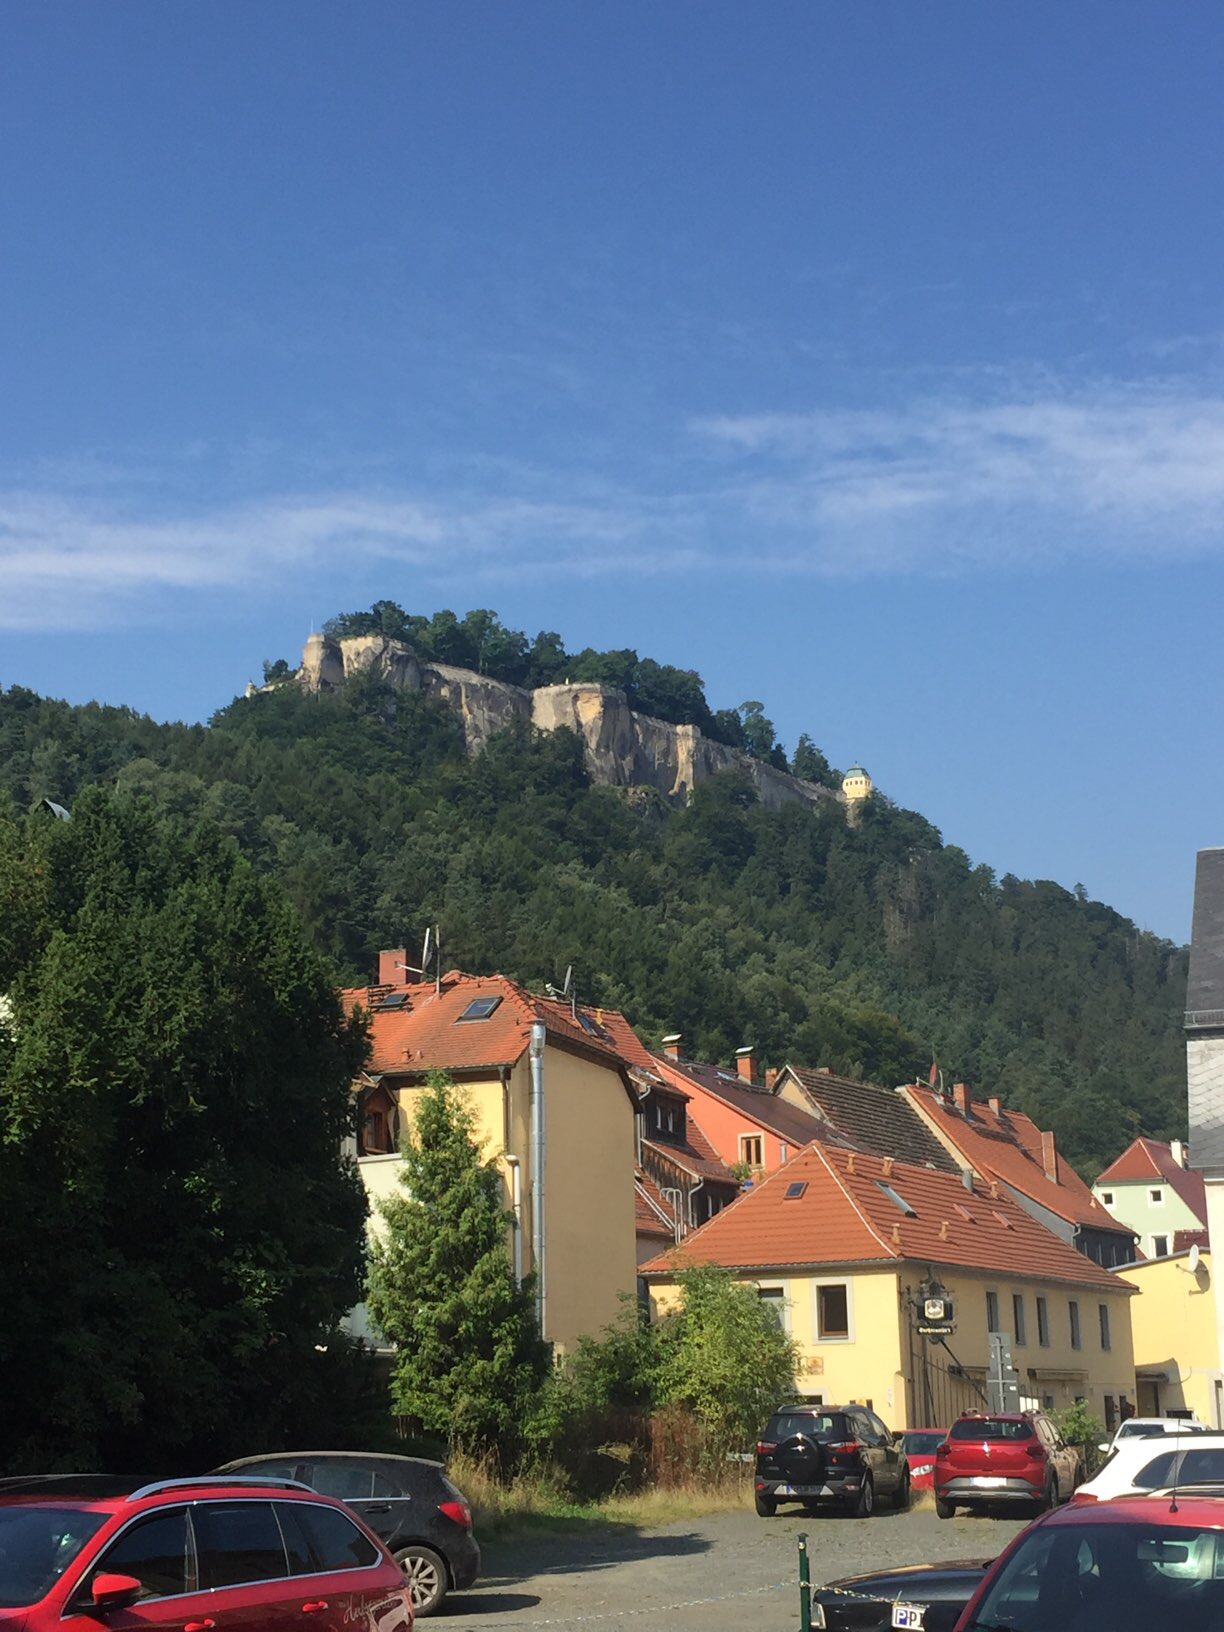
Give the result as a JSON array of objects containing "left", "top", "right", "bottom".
[
  {"left": 739, "top": 1133, "right": 764, "bottom": 1168},
  {"left": 1152, "top": 1234, "right": 1169, "bottom": 1258},
  {"left": 1100, "top": 1190, "right": 1114, "bottom": 1206},
  {"left": 815, "top": 1281, "right": 852, "bottom": 1341},
  {"left": 1149, "top": 1188, "right": 1165, "bottom": 1205},
  {"left": 756, "top": 1285, "right": 789, "bottom": 1331}
]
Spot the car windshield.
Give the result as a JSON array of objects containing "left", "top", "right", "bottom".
[
  {"left": 902, "top": 1432, "right": 946, "bottom": 1456},
  {"left": 951, "top": 1418, "right": 1032, "bottom": 1441},
  {"left": 0, "top": 1505, "right": 109, "bottom": 1608},
  {"left": 767, "top": 1413, "right": 846, "bottom": 1441},
  {"left": 967, "top": 1520, "right": 1224, "bottom": 1632}
]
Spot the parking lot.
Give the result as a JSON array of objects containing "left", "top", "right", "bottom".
[{"left": 444, "top": 1503, "right": 1032, "bottom": 1630}]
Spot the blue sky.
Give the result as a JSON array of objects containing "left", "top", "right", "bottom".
[{"left": 2, "top": 1, "right": 1222, "bottom": 940}]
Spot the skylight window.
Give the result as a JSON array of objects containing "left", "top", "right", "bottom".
[
  {"left": 457, "top": 996, "right": 502, "bottom": 1022},
  {"left": 576, "top": 1012, "right": 607, "bottom": 1038},
  {"left": 784, "top": 1181, "right": 808, "bottom": 1201},
  {"left": 373, "top": 991, "right": 410, "bottom": 1011},
  {"left": 876, "top": 1181, "right": 917, "bottom": 1218}
]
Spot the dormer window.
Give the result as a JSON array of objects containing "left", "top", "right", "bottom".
[{"left": 358, "top": 1091, "right": 399, "bottom": 1156}]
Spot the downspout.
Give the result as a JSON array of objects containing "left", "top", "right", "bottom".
[
  {"left": 687, "top": 1178, "right": 704, "bottom": 1232},
  {"left": 500, "top": 1066, "right": 522, "bottom": 1286},
  {"left": 529, "top": 1020, "right": 547, "bottom": 1338}
]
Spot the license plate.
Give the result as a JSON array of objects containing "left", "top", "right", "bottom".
[
  {"left": 974, "top": 1476, "right": 1008, "bottom": 1488},
  {"left": 892, "top": 1605, "right": 925, "bottom": 1629},
  {"left": 777, "top": 1483, "right": 821, "bottom": 1495}
]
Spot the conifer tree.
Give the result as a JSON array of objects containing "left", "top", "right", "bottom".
[{"left": 366, "top": 1074, "right": 549, "bottom": 1463}]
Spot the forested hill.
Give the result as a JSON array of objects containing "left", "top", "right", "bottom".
[{"left": 0, "top": 644, "right": 1187, "bottom": 1175}]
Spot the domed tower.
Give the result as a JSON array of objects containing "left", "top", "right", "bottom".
[{"left": 842, "top": 764, "right": 872, "bottom": 821}]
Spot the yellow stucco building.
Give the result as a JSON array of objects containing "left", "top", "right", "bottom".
[
  {"left": 841, "top": 763, "right": 873, "bottom": 802},
  {"left": 643, "top": 1142, "right": 1137, "bottom": 1431},
  {"left": 346, "top": 957, "right": 640, "bottom": 1354},
  {"left": 1119, "top": 1248, "right": 1224, "bottom": 1425}
]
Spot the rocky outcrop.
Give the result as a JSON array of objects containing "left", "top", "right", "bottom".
[{"left": 296, "top": 634, "right": 841, "bottom": 812}]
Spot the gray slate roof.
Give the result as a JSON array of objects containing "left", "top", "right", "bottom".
[{"left": 781, "top": 1065, "right": 959, "bottom": 1172}]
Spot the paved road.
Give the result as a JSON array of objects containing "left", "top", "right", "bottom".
[{"left": 443, "top": 1503, "right": 1031, "bottom": 1630}]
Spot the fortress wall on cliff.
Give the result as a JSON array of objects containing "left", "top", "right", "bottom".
[{"left": 297, "top": 633, "right": 841, "bottom": 812}]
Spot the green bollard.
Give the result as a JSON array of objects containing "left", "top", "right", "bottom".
[{"left": 798, "top": 1530, "right": 811, "bottom": 1632}]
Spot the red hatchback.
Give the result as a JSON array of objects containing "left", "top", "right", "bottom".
[
  {"left": 0, "top": 1475, "right": 414, "bottom": 1632},
  {"left": 935, "top": 1409, "right": 1079, "bottom": 1517}
]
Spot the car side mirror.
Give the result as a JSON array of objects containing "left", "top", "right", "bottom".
[
  {"left": 92, "top": 1573, "right": 143, "bottom": 1611},
  {"left": 1097, "top": 1442, "right": 1109, "bottom": 1453}
]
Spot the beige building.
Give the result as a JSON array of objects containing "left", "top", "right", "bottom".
[
  {"left": 643, "top": 1142, "right": 1137, "bottom": 1432},
  {"left": 345, "top": 955, "right": 640, "bottom": 1353},
  {"left": 1120, "top": 1249, "right": 1224, "bottom": 1425}
]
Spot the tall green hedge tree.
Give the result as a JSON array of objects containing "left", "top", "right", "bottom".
[{"left": 0, "top": 789, "right": 369, "bottom": 1471}]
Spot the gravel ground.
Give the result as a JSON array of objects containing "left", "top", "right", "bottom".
[{"left": 442, "top": 1503, "right": 1031, "bottom": 1631}]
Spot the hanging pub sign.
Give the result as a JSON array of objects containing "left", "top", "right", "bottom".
[{"left": 917, "top": 1291, "right": 955, "bottom": 1337}]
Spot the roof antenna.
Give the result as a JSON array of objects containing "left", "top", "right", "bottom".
[{"left": 545, "top": 965, "right": 575, "bottom": 1016}]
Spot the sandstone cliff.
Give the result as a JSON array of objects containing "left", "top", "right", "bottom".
[{"left": 297, "top": 633, "right": 841, "bottom": 812}]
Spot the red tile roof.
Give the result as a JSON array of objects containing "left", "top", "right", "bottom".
[
  {"left": 651, "top": 1053, "right": 838, "bottom": 1149},
  {"left": 1174, "top": 1229, "right": 1210, "bottom": 1253},
  {"left": 635, "top": 1175, "right": 677, "bottom": 1239},
  {"left": 640, "top": 1142, "right": 1131, "bottom": 1293},
  {"left": 343, "top": 972, "right": 630, "bottom": 1079},
  {"left": 902, "top": 1084, "right": 1131, "bottom": 1237},
  {"left": 1095, "top": 1138, "right": 1208, "bottom": 1225}
]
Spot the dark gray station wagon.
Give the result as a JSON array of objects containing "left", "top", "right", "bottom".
[{"left": 215, "top": 1452, "right": 479, "bottom": 1617}]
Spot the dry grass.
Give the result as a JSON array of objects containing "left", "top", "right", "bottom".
[{"left": 448, "top": 1452, "right": 752, "bottom": 1539}]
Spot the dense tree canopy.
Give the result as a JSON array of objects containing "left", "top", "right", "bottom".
[
  {"left": 0, "top": 627, "right": 1188, "bottom": 1177},
  {"left": 0, "top": 787, "right": 369, "bottom": 1470}
]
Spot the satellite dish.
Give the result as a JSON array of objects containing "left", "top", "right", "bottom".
[{"left": 1189, "top": 1243, "right": 1202, "bottom": 1273}]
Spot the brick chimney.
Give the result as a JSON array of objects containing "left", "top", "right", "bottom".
[
  {"left": 1171, "top": 1139, "right": 1188, "bottom": 1169},
  {"left": 661, "top": 1033, "right": 683, "bottom": 1061},
  {"left": 378, "top": 947, "right": 408, "bottom": 986},
  {"left": 735, "top": 1046, "right": 755, "bottom": 1084},
  {"left": 952, "top": 1082, "right": 971, "bottom": 1115},
  {"left": 764, "top": 1067, "right": 780, "bottom": 1091},
  {"left": 1041, "top": 1129, "right": 1060, "bottom": 1184},
  {"left": 988, "top": 1096, "right": 1002, "bottom": 1118}
]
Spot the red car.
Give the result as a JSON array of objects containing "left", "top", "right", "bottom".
[
  {"left": 954, "top": 1491, "right": 1224, "bottom": 1631},
  {"left": 897, "top": 1428, "right": 947, "bottom": 1493},
  {"left": 0, "top": 1474, "right": 414, "bottom": 1632},
  {"left": 935, "top": 1409, "right": 1079, "bottom": 1517}
]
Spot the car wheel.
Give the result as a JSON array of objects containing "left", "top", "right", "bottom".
[
  {"left": 1034, "top": 1475, "right": 1056, "bottom": 1515},
  {"left": 935, "top": 1495, "right": 955, "bottom": 1519},
  {"left": 852, "top": 1475, "right": 875, "bottom": 1518},
  {"left": 754, "top": 1492, "right": 777, "bottom": 1518},
  {"left": 892, "top": 1468, "right": 911, "bottom": 1510},
  {"left": 395, "top": 1545, "right": 448, "bottom": 1617}
]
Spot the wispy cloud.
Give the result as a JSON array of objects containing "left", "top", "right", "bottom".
[
  {"left": 694, "top": 385, "right": 1224, "bottom": 573},
  {"left": 5, "top": 379, "right": 1224, "bottom": 629},
  {"left": 0, "top": 488, "right": 683, "bottom": 631}
]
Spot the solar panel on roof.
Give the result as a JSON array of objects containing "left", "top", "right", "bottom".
[{"left": 458, "top": 995, "right": 502, "bottom": 1021}]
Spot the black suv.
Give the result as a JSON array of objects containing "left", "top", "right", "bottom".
[
  {"left": 215, "top": 1451, "right": 479, "bottom": 1616},
  {"left": 754, "top": 1403, "right": 909, "bottom": 1518}
]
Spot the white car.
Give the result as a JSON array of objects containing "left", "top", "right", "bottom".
[
  {"left": 1097, "top": 1415, "right": 1205, "bottom": 1458},
  {"left": 1076, "top": 1428, "right": 1224, "bottom": 1502}
]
